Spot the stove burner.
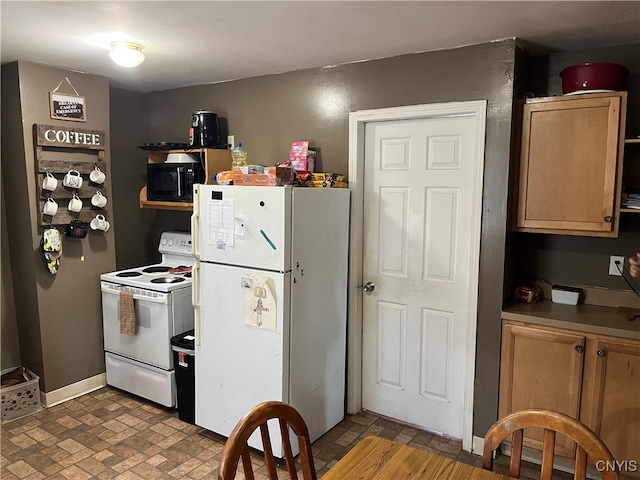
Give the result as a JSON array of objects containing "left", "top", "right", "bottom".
[
  {"left": 150, "top": 277, "right": 186, "bottom": 284},
  {"left": 116, "top": 271, "right": 143, "bottom": 277},
  {"left": 183, "top": 272, "right": 192, "bottom": 278},
  {"left": 143, "top": 266, "right": 171, "bottom": 274}
]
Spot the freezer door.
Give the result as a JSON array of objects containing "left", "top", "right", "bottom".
[
  {"left": 195, "top": 263, "right": 291, "bottom": 455},
  {"left": 193, "top": 185, "right": 291, "bottom": 271}
]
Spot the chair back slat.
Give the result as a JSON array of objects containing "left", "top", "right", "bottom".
[
  {"left": 509, "top": 429, "right": 524, "bottom": 478},
  {"left": 299, "top": 437, "right": 316, "bottom": 479},
  {"left": 481, "top": 409, "right": 618, "bottom": 480},
  {"left": 540, "top": 429, "right": 556, "bottom": 480},
  {"left": 218, "top": 401, "right": 318, "bottom": 480},
  {"left": 241, "top": 445, "right": 255, "bottom": 480},
  {"left": 279, "top": 419, "right": 299, "bottom": 480},
  {"left": 260, "top": 422, "right": 279, "bottom": 479},
  {"left": 574, "top": 447, "right": 588, "bottom": 480}
]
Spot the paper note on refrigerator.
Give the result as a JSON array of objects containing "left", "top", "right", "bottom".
[
  {"left": 244, "top": 275, "right": 277, "bottom": 331},
  {"left": 207, "top": 199, "right": 235, "bottom": 248}
]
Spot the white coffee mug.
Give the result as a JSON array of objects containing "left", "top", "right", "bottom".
[
  {"left": 42, "top": 172, "right": 58, "bottom": 192},
  {"left": 91, "top": 191, "right": 107, "bottom": 208},
  {"left": 63, "top": 169, "right": 83, "bottom": 189},
  {"left": 90, "top": 214, "right": 110, "bottom": 232},
  {"left": 89, "top": 166, "right": 106, "bottom": 184},
  {"left": 68, "top": 193, "right": 83, "bottom": 213},
  {"left": 43, "top": 197, "right": 58, "bottom": 216}
]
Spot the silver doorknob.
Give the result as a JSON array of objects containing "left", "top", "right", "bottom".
[{"left": 363, "top": 281, "right": 376, "bottom": 293}]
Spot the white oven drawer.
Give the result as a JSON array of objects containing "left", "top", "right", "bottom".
[
  {"left": 105, "top": 352, "right": 175, "bottom": 407},
  {"left": 101, "top": 282, "right": 174, "bottom": 370}
]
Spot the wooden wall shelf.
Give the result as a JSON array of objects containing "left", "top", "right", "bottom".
[
  {"left": 139, "top": 148, "right": 231, "bottom": 211},
  {"left": 139, "top": 186, "right": 193, "bottom": 211}
]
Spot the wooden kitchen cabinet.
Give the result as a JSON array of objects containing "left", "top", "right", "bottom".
[
  {"left": 499, "top": 320, "right": 640, "bottom": 477},
  {"left": 580, "top": 336, "right": 640, "bottom": 476},
  {"left": 514, "top": 92, "right": 627, "bottom": 237},
  {"left": 499, "top": 322, "right": 586, "bottom": 458},
  {"left": 139, "top": 148, "right": 231, "bottom": 211}
]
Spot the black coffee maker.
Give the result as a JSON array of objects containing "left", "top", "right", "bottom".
[{"left": 189, "top": 110, "right": 219, "bottom": 148}]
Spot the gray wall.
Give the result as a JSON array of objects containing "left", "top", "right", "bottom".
[
  {"left": 120, "top": 39, "right": 519, "bottom": 437},
  {"left": 1, "top": 61, "right": 116, "bottom": 392},
  {"left": 109, "top": 88, "right": 157, "bottom": 269}
]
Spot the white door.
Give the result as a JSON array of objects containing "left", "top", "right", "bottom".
[{"left": 361, "top": 109, "right": 485, "bottom": 440}]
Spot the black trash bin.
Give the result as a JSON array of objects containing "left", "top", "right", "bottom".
[{"left": 171, "top": 329, "right": 195, "bottom": 424}]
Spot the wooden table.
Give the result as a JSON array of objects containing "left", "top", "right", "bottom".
[{"left": 321, "top": 436, "right": 511, "bottom": 480}]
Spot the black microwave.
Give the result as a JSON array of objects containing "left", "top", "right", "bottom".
[{"left": 147, "top": 162, "right": 204, "bottom": 202}]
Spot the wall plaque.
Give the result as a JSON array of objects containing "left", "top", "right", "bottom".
[
  {"left": 49, "top": 76, "right": 86, "bottom": 122},
  {"left": 50, "top": 92, "right": 86, "bottom": 122}
]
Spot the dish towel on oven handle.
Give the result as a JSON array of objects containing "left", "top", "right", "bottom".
[{"left": 119, "top": 291, "right": 137, "bottom": 335}]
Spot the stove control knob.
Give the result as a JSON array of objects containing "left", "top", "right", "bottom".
[
  {"left": 168, "top": 239, "right": 174, "bottom": 246},
  {"left": 161, "top": 238, "right": 167, "bottom": 245}
]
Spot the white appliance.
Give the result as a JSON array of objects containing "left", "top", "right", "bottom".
[
  {"left": 191, "top": 185, "right": 350, "bottom": 456},
  {"left": 100, "top": 231, "right": 195, "bottom": 407}
]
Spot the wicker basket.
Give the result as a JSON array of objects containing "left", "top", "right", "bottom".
[{"left": 1, "top": 367, "right": 42, "bottom": 424}]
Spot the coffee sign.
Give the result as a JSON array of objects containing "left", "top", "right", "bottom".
[
  {"left": 34, "top": 124, "right": 105, "bottom": 150},
  {"left": 49, "top": 92, "right": 86, "bottom": 122}
]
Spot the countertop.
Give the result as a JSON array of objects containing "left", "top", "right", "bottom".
[{"left": 502, "top": 300, "right": 640, "bottom": 340}]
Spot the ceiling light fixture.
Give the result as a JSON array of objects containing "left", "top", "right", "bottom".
[{"left": 109, "top": 41, "right": 145, "bottom": 68}]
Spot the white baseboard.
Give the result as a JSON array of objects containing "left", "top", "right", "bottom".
[
  {"left": 41, "top": 373, "right": 106, "bottom": 407},
  {"left": 472, "top": 435, "right": 485, "bottom": 455}
]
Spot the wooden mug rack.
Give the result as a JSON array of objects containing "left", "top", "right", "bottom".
[{"left": 33, "top": 123, "right": 109, "bottom": 227}]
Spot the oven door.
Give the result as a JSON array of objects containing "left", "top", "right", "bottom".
[{"left": 101, "top": 282, "right": 174, "bottom": 370}]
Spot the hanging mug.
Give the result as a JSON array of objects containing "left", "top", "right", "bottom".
[
  {"left": 67, "top": 193, "right": 83, "bottom": 213},
  {"left": 90, "top": 214, "right": 110, "bottom": 232},
  {"left": 43, "top": 197, "right": 58, "bottom": 216},
  {"left": 42, "top": 172, "right": 58, "bottom": 192},
  {"left": 63, "top": 169, "right": 83, "bottom": 189},
  {"left": 64, "top": 219, "right": 88, "bottom": 238},
  {"left": 89, "top": 166, "right": 106, "bottom": 184},
  {"left": 91, "top": 191, "right": 107, "bottom": 208}
]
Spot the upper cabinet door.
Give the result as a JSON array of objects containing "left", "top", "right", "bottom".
[{"left": 514, "top": 92, "right": 627, "bottom": 237}]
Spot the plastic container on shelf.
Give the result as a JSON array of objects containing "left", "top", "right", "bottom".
[{"left": 231, "top": 142, "right": 247, "bottom": 169}]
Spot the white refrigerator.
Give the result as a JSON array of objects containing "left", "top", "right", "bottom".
[{"left": 191, "top": 184, "right": 350, "bottom": 456}]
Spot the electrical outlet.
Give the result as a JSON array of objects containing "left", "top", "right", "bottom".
[
  {"left": 609, "top": 255, "right": 625, "bottom": 276},
  {"left": 227, "top": 135, "right": 235, "bottom": 149}
]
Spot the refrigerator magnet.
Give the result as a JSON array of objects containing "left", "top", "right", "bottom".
[{"left": 244, "top": 276, "right": 276, "bottom": 331}]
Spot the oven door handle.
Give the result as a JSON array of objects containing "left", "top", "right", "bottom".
[
  {"left": 101, "top": 285, "right": 170, "bottom": 304},
  {"left": 192, "top": 261, "right": 201, "bottom": 346}
]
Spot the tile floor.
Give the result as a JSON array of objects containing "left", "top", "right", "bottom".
[{"left": 1, "top": 386, "right": 571, "bottom": 479}]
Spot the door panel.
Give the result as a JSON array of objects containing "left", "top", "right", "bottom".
[{"left": 362, "top": 111, "right": 484, "bottom": 439}]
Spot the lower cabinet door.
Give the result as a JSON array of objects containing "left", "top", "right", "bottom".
[
  {"left": 499, "top": 321, "right": 586, "bottom": 458},
  {"left": 580, "top": 336, "right": 640, "bottom": 479}
]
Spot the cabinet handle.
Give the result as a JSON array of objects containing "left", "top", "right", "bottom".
[
  {"left": 597, "top": 349, "right": 606, "bottom": 357},
  {"left": 575, "top": 345, "right": 584, "bottom": 353},
  {"left": 604, "top": 216, "right": 612, "bottom": 223}
]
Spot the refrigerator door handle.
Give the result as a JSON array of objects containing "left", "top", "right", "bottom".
[
  {"left": 191, "top": 186, "right": 200, "bottom": 260},
  {"left": 192, "top": 261, "right": 202, "bottom": 346}
]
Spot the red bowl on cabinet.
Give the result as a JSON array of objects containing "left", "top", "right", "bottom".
[{"left": 560, "top": 62, "right": 629, "bottom": 94}]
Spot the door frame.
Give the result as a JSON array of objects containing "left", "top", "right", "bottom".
[{"left": 347, "top": 101, "right": 487, "bottom": 452}]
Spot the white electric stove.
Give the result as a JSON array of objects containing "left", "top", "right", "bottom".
[{"left": 100, "top": 231, "right": 195, "bottom": 407}]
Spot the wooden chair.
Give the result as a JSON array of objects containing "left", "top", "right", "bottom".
[
  {"left": 482, "top": 409, "right": 618, "bottom": 480},
  {"left": 217, "top": 400, "right": 318, "bottom": 480}
]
